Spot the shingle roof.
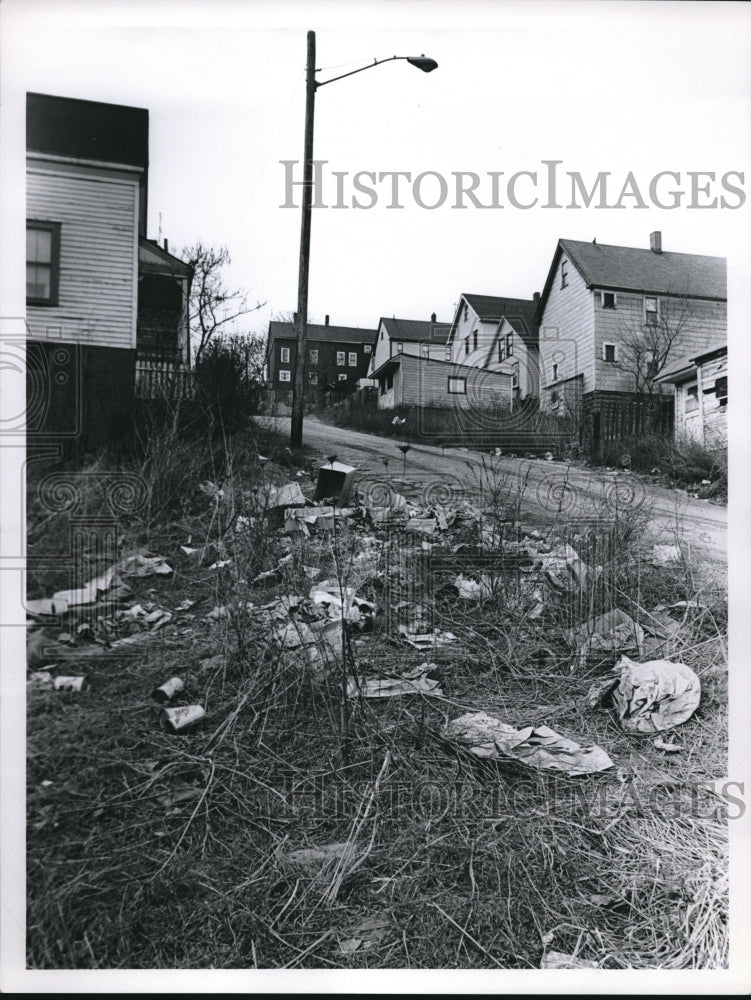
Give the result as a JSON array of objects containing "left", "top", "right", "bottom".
[
  {"left": 559, "top": 239, "right": 726, "bottom": 299},
  {"left": 379, "top": 317, "right": 451, "bottom": 343},
  {"left": 463, "top": 293, "right": 538, "bottom": 322},
  {"left": 656, "top": 340, "right": 727, "bottom": 383},
  {"left": 268, "top": 321, "right": 377, "bottom": 346}
]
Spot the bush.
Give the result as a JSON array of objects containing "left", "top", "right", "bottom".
[{"left": 193, "top": 334, "right": 265, "bottom": 434}]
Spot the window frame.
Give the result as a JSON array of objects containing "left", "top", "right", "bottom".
[
  {"left": 348, "top": 351, "right": 358, "bottom": 367},
  {"left": 560, "top": 258, "right": 569, "bottom": 289},
  {"left": 280, "top": 346, "right": 290, "bottom": 363},
  {"left": 601, "top": 291, "right": 617, "bottom": 310},
  {"left": 506, "top": 333, "right": 513, "bottom": 357},
  {"left": 602, "top": 342, "right": 619, "bottom": 363},
  {"left": 26, "top": 220, "right": 61, "bottom": 306},
  {"left": 337, "top": 373, "right": 348, "bottom": 382},
  {"left": 336, "top": 351, "right": 346, "bottom": 366},
  {"left": 279, "top": 369, "right": 291, "bottom": 382},
  {"left": 309, "top": 348, "right": 318, "bottom": 364},
  {"left": 644, "top": 296, "right": 660, "bottom": 324},
  {"left": 308, "top": 370, "right": 318, "bottom": 385},
  {"left": 447, "top": 376, "right": 467, "bottom": 395}
]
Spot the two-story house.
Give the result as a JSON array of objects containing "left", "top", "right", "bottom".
[
  {"left": 368, "top": 313, "right": 513, "bottom": 411},
  {"left": 26, "top": 92, "right": 191, "bottom": 447},
  {"left": 445, "top": 293, "right": 541, "bottom": 400},
  {"left": 534, "top": 233, "right": 727, "bottom": 426},
  {"left": 266, "top": 316, "right": 377, "bottom": 405}
]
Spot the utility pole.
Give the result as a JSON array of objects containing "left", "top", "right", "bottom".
[{"left": 289, "top": 30, "right": 316, "bottom": 448}]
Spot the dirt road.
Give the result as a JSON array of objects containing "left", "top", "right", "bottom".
[{"left": 262, "top": 416, "right": 727, "bottom": 565}]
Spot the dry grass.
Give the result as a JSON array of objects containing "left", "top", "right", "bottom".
[{"left": 25, "top": 422, "right": 729, "bottom": 970}]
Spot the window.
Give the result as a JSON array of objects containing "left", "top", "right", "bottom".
[
  {"left": 473, "top": 330, "right": 478, "bottom": 351},
  {"left": 506, "top": 334, "right": 513, "bottom": 356},
  {"left": 363, "top": 344, "right": 371, "bottom": 353},
  {"left": 715, "top": 375, "right": 728, "bottom": 404},
  {"left": 422, "top": 344, "right": 429, "bottom": 357},
  {"left": 601, "top": 292, "right": 617, "bottom": 309},
  {"left": 280, "top": 346, "right": 290, "bottom": 363},
  {"left": 511, "top": 363, "right": 519, "bottom": 390},
  {"left": 338, "top": 373, "right": 347, "bottom": 382},
  {"left": 644, "top": 296, "right": 659, "bottom": 324},
  {"left": 464, "top": 337, "right": 469, "bottom": 356},
  {"left": 552, "top": 362, "right": 558, "bottom": 381},
  {"left": 550, "top": 390, "right": 560, "bottom": 408},
  {"left": 602, "top": 342, "right": 618, "bottom": 363},
  {"left": 309, "top": 349, "right": 318, "bottom": 364},
  {"left": 445, "top": 347, "right": 452, "bottom": 361},
  {"left": 560, "top": 259, "right": 568, "bottom": 288},
  {"left": 336, "top": 351, "right": 345, "bottom": 366},
  {"left": 26, "top": 221, "right": 61, "bottom": 305},
  {"left": 348, "top": 352, "right": 357, "bottom": 367},
  {"left": 448, "top": 376, "right": 467, "bottom": 394},
  {"left": 279, "top": 369, "right": 291, "bottom": 382},
  {"left": 685, "top": 384, "right": 699, "bottom": 413},
  {"left": 499, "top": 341, "right": 506, "bottom": 362},
  {"left": 395, "top": 342, "right": 403, "bottom": 353},
  {"left": 309, "top": 371, "right": 318, "bottom": 384},
  {"left": 463, "top": 303, "right": 468, "bottom": 322}
]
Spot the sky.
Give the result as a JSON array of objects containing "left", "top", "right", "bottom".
[{"left": 2, "top": 0, "right": 751, "bottom": 336}]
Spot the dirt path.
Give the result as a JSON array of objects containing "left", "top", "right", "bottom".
[{"left": 262, "top": 416, "right": 727, "bottom": 568}]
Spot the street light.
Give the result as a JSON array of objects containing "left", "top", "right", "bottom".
[{"left": 289, "top": 31, "right": 438, "bottom": 448}]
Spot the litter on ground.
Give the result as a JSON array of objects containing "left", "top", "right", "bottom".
[{"left": 444, "top": 711, "right": 614, "bottom": 775}]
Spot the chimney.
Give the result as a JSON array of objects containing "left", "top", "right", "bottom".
[
  {"left": 293, "top": 311, "right": 298, "bottom": 323},
  {"left": 650, "top": 231, "right": 662, "bottom": 254},
  {"left": 431, "top": 312, "right": 437, "bottom": 323},
  {"left": 325, "top": 314, "right": 329, "bottom": 326},
  {"left": 163, "top": 238, "right": 169, "bottom": 252},
  {"left": 533, "top": 291, "right": 540, "bottom": 302}
]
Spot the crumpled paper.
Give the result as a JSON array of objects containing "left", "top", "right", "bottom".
[
  {"left": 568, "top": 608, "right": 645, "bottom": 668},
  {"left": 444, "top": 711, "right": 614, "bottom": 775},
  {"left": 611, "top": 654, "right": 701, "bottom": 733}
]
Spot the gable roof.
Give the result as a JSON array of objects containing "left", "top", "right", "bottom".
[
  {"left": 378, "top": 317, "right": 451, "bottom": 344},
  {"left": 656, "top": 340, "right": 728, "bottom": 384},
  {"left": 448, "top": 293, "right": 540, "bottom": 345},
  {"left": 536, "top": 238, "right": 727, "bottom": 322},
  {"left": 267, "top": 321, "right": 377, "bottom": 349},
  {"left": 139, "top": 238, "right": 193, "bottom": 278}
]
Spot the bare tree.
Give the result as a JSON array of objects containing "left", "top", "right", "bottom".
[
  {"left": 618, "top": 294, "right": 693, "bottom": 396},
  {"left": 180, "top": 243, "right": 266, "bottom": 364}
]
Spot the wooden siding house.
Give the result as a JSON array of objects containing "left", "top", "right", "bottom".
[
  {"left": 445, "top": 293, "right": 540, "bottom": 401},
  {"left": 654, "top": 343, "right": 727, "bottom": 447},
  {"left": 534, "top": 233, "right": 727, "bottom": 431},
  {"left": 266, "top": 316, "right": 377, "bottom": 407},
  {"left": 26, "top": 92, "right": 190, "bottom": 446}
]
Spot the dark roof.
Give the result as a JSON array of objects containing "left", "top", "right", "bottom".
[
  {"left": 138, "top": 238, "right": 193, "bottom": 278},
  {"left": 536, "top": 239, "right": 726, "bottom": 322},
  {"left": 27, "top": 92, "right": 149, "bottom": 168},
  {"left": 463, "top": 293, "right": 538, "bottom": 322},
  {"left": 268, "top": 321, "right": 377, "bottom": 346},
  {"left": 379, "top": 317, "right": 451, "bottom": 343}
]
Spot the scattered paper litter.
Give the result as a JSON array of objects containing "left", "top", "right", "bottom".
[
  {"left": 118, "top": 549, "right": 173, "bottom": 578},
  {"left": 611, "top": 655, "right": 701, "bottom": 733},
  {"left": 348, "top": 663, "right": 442, "bottom": 699},
  {"left": 568, "top": 608, "right": 645, "bottom": 669},
  {"left": 444, "top": 711, "right": 614, "bottom": 775}
]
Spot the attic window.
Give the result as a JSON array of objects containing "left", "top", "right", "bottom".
[
  {"left": 552, "top": 362, "right": 558, "bottom": 381},
  {"left": 473, "top": 330, "right": 478, "bottom": 350},
  {"left": 506, "top": 334, "right": 513, "bottom": 356},
  {"left": 499, "top": 341, "right": 506, "bottom": 362},
  {"left": 601, "top": 292, "right": 617, "bottom": 309},
  {"left": 561, "top": 259, "right": 569, "bottom": 289},
  {"left": 464, "top": 337, "right": 469, "bottom": 356},
  {"left": 463, "top": 303, "right": 468, "bottom": 322}
]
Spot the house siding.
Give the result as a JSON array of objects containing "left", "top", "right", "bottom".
[
  {"left": 593, "top": 291, "right": 727, "bottom": 393},
  {"left": 399, "top": 354, "right": 512, "bottom": 409},
  {"left": 27, "top": 160, "right": 140, "bottom": 351},
  {"left": 538, "top": 259, "right": 595, "bottom": 398}
]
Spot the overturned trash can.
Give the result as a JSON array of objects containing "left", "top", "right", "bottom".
[{"left": 314, "top": 461, "right": 356, "bottom": 506}]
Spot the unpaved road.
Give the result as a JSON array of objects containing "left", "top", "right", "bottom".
[{"left": 263, "top": 416, "right": 727, "bottom": 567}]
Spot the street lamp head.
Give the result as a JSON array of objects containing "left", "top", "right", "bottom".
[{"left": 406, "top": 55, "right": 438, "bottom": 73}]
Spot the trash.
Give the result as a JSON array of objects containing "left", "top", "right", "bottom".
[
  {"left": 544, "top": 451, "right": 554, "bottom": 461},
  {"left": 405, "top": 518, "right": 437, "bottom": 536},
  {"left": 207, "top": 605, "right": 230, "bottom": 621},
  {"left": 391, "top": 416, "right": 406, "bottom": 427},
  {"left": 399, "top": 626, "right": 458, "bottom": 651},
  {"left": 610, "top": 655, "right": 701, "bottom": 733},
  {"left": 347, "top": 663, "right": 442, "bottom": 699},
  {"left": 444, "top": 711, "right": 614, "bottom": 775},
  {"left": 267, "top": 482, "right": 306, "bottom": 510},
  {"left": 541, "top": 544, "right": 588, "bottom": 593},
  {"left": 54, "top": 675, "right": 86, "bottom": 692},
  {"left": 174, "top": 598, "right": 197, "bottom": 613},
  {"left": 654, "top": 736, "right": 683, "bottom": 752},
  {"left": 309, "top": 580, "right": 375, "bottom": 626},
  {"left": 650, "top": 544, "right": 681, "bottom": 567},
  {"left": 160, "top": 705, "right": 205, "bottom": 732},
  {"left": 26, "top": 597, "right": 70, "bottom": 617},
  {"left": 152, "top": 676, "right": 185, "bottom": 702},
  {"left": 338, "top": 915, "right": 391, "bottom": 954},
  {"left": 52, "top": 566, "right": 128, "bottom": 608},
  {"left": 284, "top": 843, "right": 349, "bottom": 870},
  {"left": 454, "top": 574, "right": 493, "bottom": 601},
  {"left": 119, "top": 550, "right": 173, "bottom": 578},
  {"left": 568, "top": 608, "right": 645, "bottom": 669},
  {"left": 252, "top": 553, "right": 294, "bottom": 584},
  {"left": 207, "top": 559, "right": 232, "bottom": 571},
  {"left": 541, "top": 951, "right": 598, "bottom": 970},
  {"left": 314, "top": 461, "right": 356, "bottom": 506},
  {"left": 27, "top": 670, "right": 54, "bottom": 688}
]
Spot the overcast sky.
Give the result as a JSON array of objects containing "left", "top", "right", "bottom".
[{"left": 3, "top": 0, "right": 751, "bottom": 334}]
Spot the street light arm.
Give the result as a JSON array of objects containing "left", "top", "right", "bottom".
[{"left": 316, "top": 54, "right": 438, "bottom": 89}]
